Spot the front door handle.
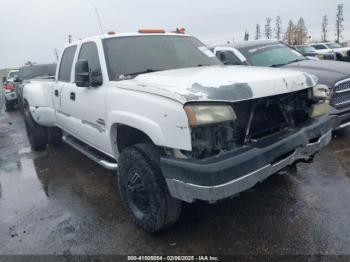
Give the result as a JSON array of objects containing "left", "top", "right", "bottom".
[
  {"left": 70, "top": 92, "right": 76, "bottom": 101},
  {"left": 54, "top": 89, "right": 59, "bottom": 97}
]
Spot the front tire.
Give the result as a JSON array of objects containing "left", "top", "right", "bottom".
[
  {"left": 24, "top": 104, "right": 48, "bottom": 151},
  {"left": 118, "top": 143, "right": 182, "bottom": 233},
  {"left": 48, "top": 127, "right": 62, "bottom": 146},
  {"left": 5, "top": 100, "right": 15, "bottom": 111}
]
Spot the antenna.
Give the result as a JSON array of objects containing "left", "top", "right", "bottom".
[
  {"left": 94, "top": 7, "right": 104, "bottom": 34},
  {"left": 54, "top": 49, "right": 59, "bottom": 62}
]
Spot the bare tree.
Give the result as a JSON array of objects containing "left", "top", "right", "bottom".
[
  {"left": 265, "top": 17, "right": 272, "bottom": 39},
  {"left": 335, "top": 4, "right": 344, "bottom": 43},
  {"left": 284, "top": 20, "right": 295, "bottom": 45},
  {"left": 275, "top": 16, "right": 282, "bottom": 40},
  {"left": 255, "top": 24, "right": 261, "bottom": 40},
  {"left": 296, "top": 18, "right": 308, "bottom": 45},
  {"left": 321, "top": 15, "right": 328, "bottom": 42}
]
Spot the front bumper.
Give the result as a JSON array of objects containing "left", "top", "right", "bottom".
[
  {"left": 161, "top": 116, "right": 331, "bottom": 203},
  {"left": 329, "top": 106, "right": 350, "bottom": 130}
]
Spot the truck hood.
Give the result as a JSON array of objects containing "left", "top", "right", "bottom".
[
  {"left": 283, "top": 59, "right": 350, "bottom": 88},
  {"left": 120, "top": 65, "right": 316, "bottom": 104}
]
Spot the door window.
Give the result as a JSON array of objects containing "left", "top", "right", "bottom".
[
  {"left": 58, "top": 46, "right": 77, "bottom": 82},
  {"left": 78, "top": 42, "right": 103, "bottom": 84}
]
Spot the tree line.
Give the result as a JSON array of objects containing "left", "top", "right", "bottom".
[{"left": 244, "top": 3, "right": 345, "bottom": 45}]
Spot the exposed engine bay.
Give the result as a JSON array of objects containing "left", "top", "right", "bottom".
[{"left": 187, "top": 88, "right": 315, "bottom": 159}]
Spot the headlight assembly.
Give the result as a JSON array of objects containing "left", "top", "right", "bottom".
[
  {"left": 309, "top": 84, "right": 330, "bottom": 118},
  {"left": 311, "top": 84, "right": 330, "bottom": 100},
  {"left": 184, "top": 104, "right": 236, "bottom": 127}
]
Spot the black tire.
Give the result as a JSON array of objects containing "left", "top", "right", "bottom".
[
  {"left": 336, "top": 53, "right": 343, "bottom": 61},
  {"left": 118, "top": 143, "right": 182, "bottom": 233},
  {"left": 5, "top": 100, "right": 15, "bottom": 111},
  {"left": 24, "top": 105, "right": 48, "bottom": 151},
  {"left": 18, "top": 98, "right": 25, "bottom": 114},
  {"left": 48, "top": 127, "right": 62, "bottom": 146}
]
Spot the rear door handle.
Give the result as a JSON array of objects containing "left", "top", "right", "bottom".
[
  {"left": 70, "top": 92, "right": 76, "bottom": 101},
  {"left": 54, "top": 89, "right": 59, "bottom": 97}
]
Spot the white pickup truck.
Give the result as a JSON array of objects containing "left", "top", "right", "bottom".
[{"left": 23, "top": 30, "right": 332, "bottom": 232}]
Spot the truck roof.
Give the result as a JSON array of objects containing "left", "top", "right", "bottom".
[{"left": 65, "top": 31, "right": 189, "bottom": 49}]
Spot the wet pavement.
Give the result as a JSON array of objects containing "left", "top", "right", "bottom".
[{"left": 1, "top": 111, "right": 350, "bottom": 255}]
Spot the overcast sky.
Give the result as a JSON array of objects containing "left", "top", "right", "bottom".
[{"left": 0, "top": 0, "right": 349, "bottom": 68}]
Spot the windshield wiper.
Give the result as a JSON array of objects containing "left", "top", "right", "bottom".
[
  {"left": 270, "top": 59, "right": 305, "bottom": 67},
  {"left": 117, "top": 69, "right": 162, "bottom": 80},
  {"left": 126, "top": 69, "right": 161, "bottom": 77}
]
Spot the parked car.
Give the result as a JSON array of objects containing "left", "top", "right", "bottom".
[
  {"left": 23, "top": 31, "right": 331, "bottom": 232},
  {"left": 14, "top": 63, "right": 56, "bottom": 113},
  {"left": 3, "top": 69, "right": 19, "bottom": 111},
  {"left": 310, "top": 42, "right": 350, "bottom": 62},
  {"left": 212, "top": 40, "right": 350, "bottom": 130},
  {"left": 294, "top": 45, "right": 335, "bottom": 60}
]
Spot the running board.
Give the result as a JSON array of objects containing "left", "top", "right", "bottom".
[{"left": 62, "top": 135, "right": 118, "bottom": 170}]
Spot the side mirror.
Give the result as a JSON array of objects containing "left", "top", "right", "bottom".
[
  {"left": 219, "top": 52, "right": 230, "bottom": 65},
  {"left": 13, "top": 76, "right": 20, "bottom": 83},
  {"left": 75, "top": 59, "right": 90, "bottom": 87},
  {"left": 75, "top": 59, "right": 103, "bottom": 87}
]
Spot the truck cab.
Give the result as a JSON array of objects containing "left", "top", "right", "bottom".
[{"left": 23, "top": 31, "right": 331, "bottom": 233}]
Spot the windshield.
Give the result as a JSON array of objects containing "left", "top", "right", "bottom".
[
  {"left": 20, "top": 64, "right": 57, "bottom": 80},
  {"left": 8, "top": 71, "right": 18, "bottom": 79},
  {"left": 297, "top": 46, "right": 316, "bottom": 53},
  {"left": 103, "top": 35, "right": 220, "bottom": 80},
  {"left": 326, "top": 43, "right": 343, "bottom": 49},
  {"left": 238, "top": 43, "right": 306, "bottom": 67}
]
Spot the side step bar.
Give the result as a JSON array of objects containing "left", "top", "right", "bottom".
[{"left": 63, "top": 135, "right": 118, "bottom": 170}]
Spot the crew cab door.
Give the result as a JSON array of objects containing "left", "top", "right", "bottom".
[
  {"left": 55, "top": 45, "right": 78, "bottom": 133},
  {"left": 69, "top": 41, "right": 110, "bottom": 153}
]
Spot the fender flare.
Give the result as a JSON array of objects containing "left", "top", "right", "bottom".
[{"left": 107, "top": 111, "right": 167, "bottom": 156}]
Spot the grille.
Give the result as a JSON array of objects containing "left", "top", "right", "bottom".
[
  {"left": 232, "top": 89, "right": 310, "bottom": 144},
  {"left": 332, "top": 79, "right": 350, "bottom": 108}
]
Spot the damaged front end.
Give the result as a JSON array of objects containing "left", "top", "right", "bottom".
[
  {"left": 160, "top": 85, "right": 331, "bottom": 203},
  {"left": 182, "top": 85, "right": 329, "bottom": 160}
]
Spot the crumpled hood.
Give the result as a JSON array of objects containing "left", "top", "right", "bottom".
[
  {"left": 120, "top": 65, "right": 316, "bottom": 104},
  {"left": 283, "top": 59, "right": 350, "bottom": 88}
]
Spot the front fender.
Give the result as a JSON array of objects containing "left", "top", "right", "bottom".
[{"left": 107, "top": 110, "right": 192, "bottom": 153}]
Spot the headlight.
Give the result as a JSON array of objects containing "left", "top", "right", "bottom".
[
  {"left": 184, "top": 104, "right": 236, "bottom": 126},
  {"left": 309, "top": 84, "right": 330, "bottom": 118},
  {"left": 311, "top": 84, "right": 330, "bottom": 100},
  {"left": 310, "top": 102, "right": 329, "bottom": 118}
]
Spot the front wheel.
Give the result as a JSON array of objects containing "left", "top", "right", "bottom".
[
  {"left": 24, "top": 104, "right": 48, "bottom": 151},
  {"left": 5, "top": 100, "right": 15, "bottom": 111},
  {"left": 118, "top": 143, "right": 182, "bottom": 233},
  {"left": 48, "top": 127, "right": 62, "bottom": 146}
]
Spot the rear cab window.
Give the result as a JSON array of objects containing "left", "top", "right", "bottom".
[{"left": 58, "top": 45, "right": 77, "bottom": 82}]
